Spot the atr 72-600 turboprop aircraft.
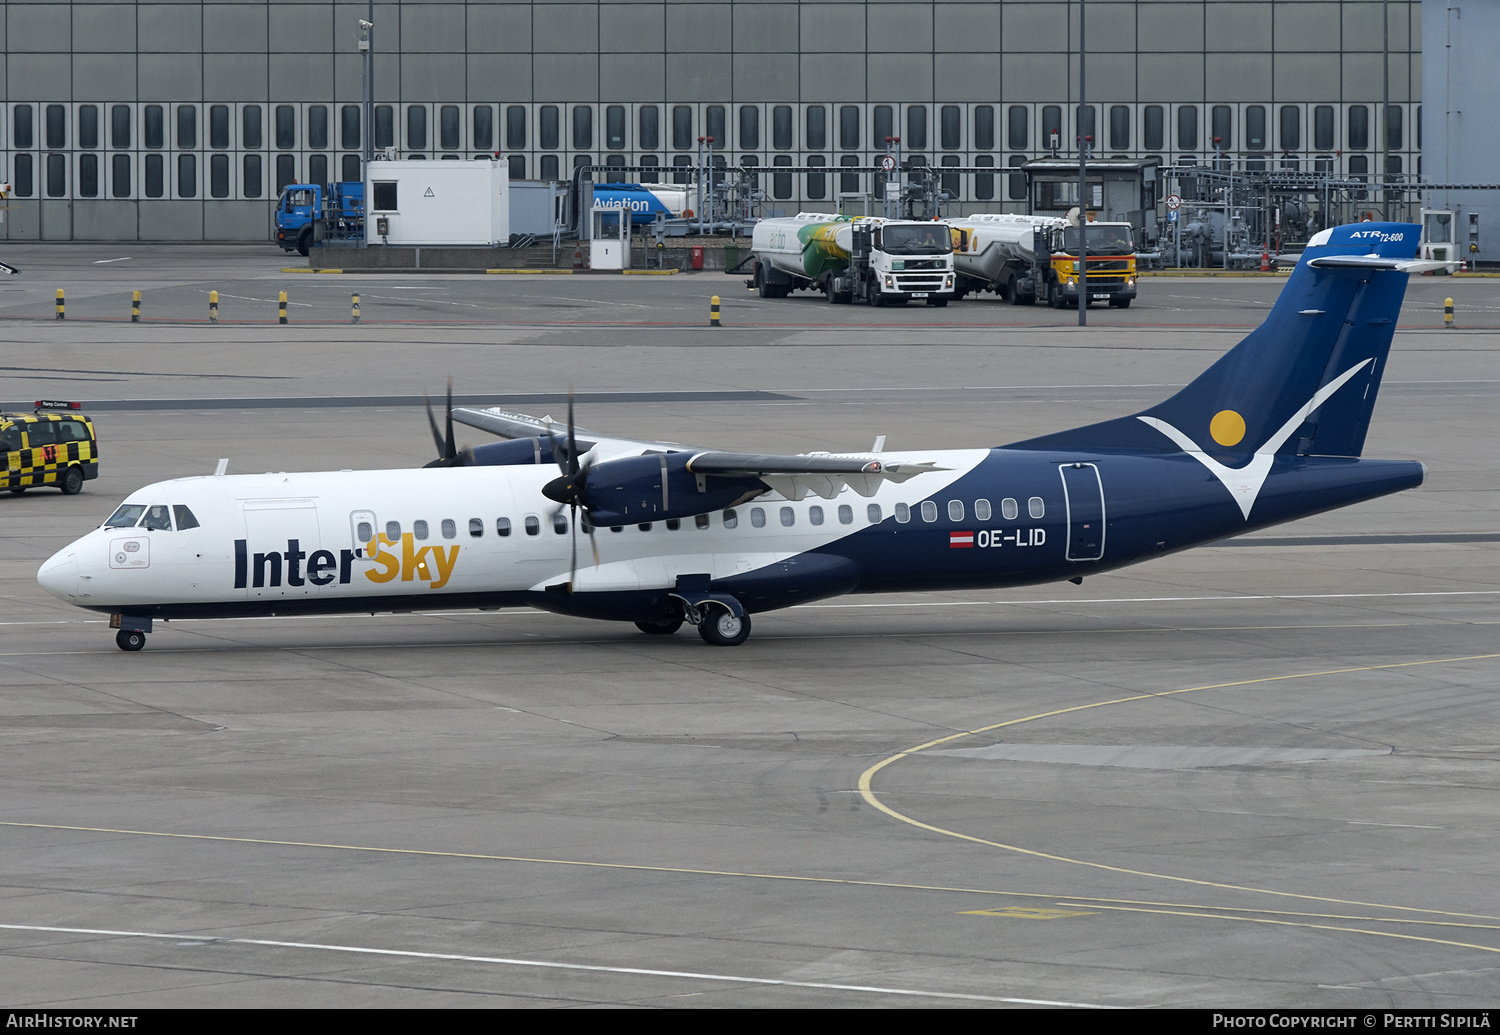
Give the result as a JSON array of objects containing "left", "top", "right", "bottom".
[{"left": 40, "top": 223, "right": 1442, "bottom": 651}]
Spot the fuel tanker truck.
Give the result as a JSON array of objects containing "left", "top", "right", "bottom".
[
  {"left": 748, "top": 213, "right": 956, "bottom": 306},
  {"left": 949, "top": 211, "right": 1139, "bottom": 308}
]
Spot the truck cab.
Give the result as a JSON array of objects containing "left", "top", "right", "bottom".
[
  {"left": 826, "top": 220, "right": 956, "bottom": 307},
  {"left": 274, "top": 182, "right": 366, "bottom": 256},
  {"left": 1039, "top": 220, "right": 1139, "bottom": 309}
]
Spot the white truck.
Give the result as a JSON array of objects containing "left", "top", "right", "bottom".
[
  {"left": 748, "top": 213, "right": 956, "bottom": 307},
  {"left": 947, "top": 213, "right": 1064, "bottom": 305}
]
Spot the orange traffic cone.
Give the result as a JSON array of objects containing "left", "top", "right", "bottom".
[{"left": 1260, "top": 250, "right": 1270, "bottom": 272}]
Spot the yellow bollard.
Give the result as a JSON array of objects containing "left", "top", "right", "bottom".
[
  {"left": 131, "top": 290, "right": 141, "bottom": 323},
  {"left": 278, "top": 289, "right": 288, "bottom": 325},
  {"left": 1444, "top": 297, "right": 1454, "bottom": 329},
  {"left": 351, "top": 292, "right": 360, "bottom": 324},
  {"left": 710, "top": 295, "right": 721, "bottom": 327},
  {"left": 55, "top": 288, "right": 64, "bottom": 320},
  {"left": 209, "top": 290, "right": 219, "bottom": 324}
]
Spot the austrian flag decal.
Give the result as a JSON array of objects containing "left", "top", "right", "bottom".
[{"left": 949, "top": 531, "right": 975, "bottom": 548}]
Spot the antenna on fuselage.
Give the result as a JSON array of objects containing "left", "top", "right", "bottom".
[{"left": 213, "top": 459, "right": 228, "bottom": 477}]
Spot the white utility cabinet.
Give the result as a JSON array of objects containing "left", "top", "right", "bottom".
[{"left": 366, "top": 160, "right": 509, "bottom": 246}]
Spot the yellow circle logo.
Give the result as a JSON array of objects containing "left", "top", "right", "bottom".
[{"left": 1210, "top": 410, "right": 1246, "bottom": 447}]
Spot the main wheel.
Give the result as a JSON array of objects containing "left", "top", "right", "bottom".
[
  {"left": 635, "top": 617, "right": 684, "bottom": 635},
  {"left": 115, "top": 629, "right": 146, "bottom": 652},
  {"left": 60, "top": 465, "right": 84, "bottom": 495},
  {"left": 698, "top": 609, "right": 750, "bottom": 647}
]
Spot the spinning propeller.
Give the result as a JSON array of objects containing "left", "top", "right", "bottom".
[
  {"left": 422, "top": 380, "right": 468, "bottom": 468},
  {"left": 539, "top": 391, "right": 600, "bottom": 591}
]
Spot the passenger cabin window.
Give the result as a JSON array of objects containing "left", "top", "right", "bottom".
[
  {"left": 948, "top": 500, "right": 964, "bottom": 522},
  {"left": 552, "top": 513, "right": 568, "bottom": 534},
  {"left": 442, "top": 519, "right": 456, "bottom": 539},
  {"left": 695, "top": 513, "right": 711, "bottom": 529},
  {"left": 173, "top": 505, "right": 200, "bottom": 530},
  {"left": 357, "top": 520, "right": 373, "bottom": 541},
  {"left": 524, "top": 516, "right": 540, "bottom": 536},
  {"left": 975, "top": 500, "right": 992, "bottom": 521},
  {"left": 1002, "top": 498, "right": 1019, "bottom": 520},
  {"left": 469, "top": 518, "right": 484, "bottom": 538},
  {"left": 867, "top": 504, "right": 882, "bottom": 523},
  {"left": 413, "top": 520, "right": 429, "bottom": 540},
  {"left": 838, "top": 505, "right": 852, "bottom": 524},
  {"left": 723, "top": 508, "right": 739, "bottom": 528},
  {"left": 921, "top": 501, "right": 938, "bottom": 523},
  {"left": 386, "top": 521, "right": 401, "bottom": 539},
  {"left": 665, "top": 518, "right": 680, "bottom": 530},
  {"left": 1028, "top": 497, "right": 1045, "bottom": 519},
  {"left": 751, "top": 507, "right": 766, "bottom": 528},
  {"left": 894, "top": 503, "right": 910, "bottom": 523},
  {"left": 809, "top": 506, "right": 824, "bottom": 526},
  {"left": 780, "top": 507, "right": 795, "bottom": 527},
  {"left": 497, "top": 517, "right": 512, "bottom": 537}
]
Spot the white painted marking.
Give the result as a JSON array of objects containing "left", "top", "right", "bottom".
[
  {"left": 0, "top": 923, "right": 1112, "bottom": 1007},
  {"left": 92, "top": 257, "right": 131, "bottom": 264},
  {"left": 806, "top": 590, "right": 1500, "bottom": 609}
]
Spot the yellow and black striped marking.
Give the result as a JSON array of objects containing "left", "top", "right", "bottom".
[
  {"left": 710, "top": 294, "right": 721, "bottom": 327},
  {"left": 352, "top": 293, "right": 360, "bottom": 324},
  {"left": 278, "top": 290, "right": 288, "bottom": 325},
  {"left": 2, "top": 414, "right": 97, "bottom": 492},
  {"left": 54, "top": 288, "right": 64, "bottom": 320},
  {"left": 209, "top": 290, "right": 219, "bottom": 324},
  {"left": 131, "top": 290, "right": 141, "bottom": 322}
]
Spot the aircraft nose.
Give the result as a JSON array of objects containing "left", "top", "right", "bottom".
[{"left": 37, "top": 547, "right": 79, "bottom": 602}]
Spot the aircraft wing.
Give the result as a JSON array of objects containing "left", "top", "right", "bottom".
[{"left": 452, "top": 406, "right": 598, "bottom": 450}]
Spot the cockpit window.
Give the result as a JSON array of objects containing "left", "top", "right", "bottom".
[
  {"left": 173, "top": 505, "right": 200, "bottom": 530},
  {"left": 140, "top": 505, "right": 173, "bottom": 531},
  {"left": 104, "top": 504, "right": 146, "bottom": 528}
]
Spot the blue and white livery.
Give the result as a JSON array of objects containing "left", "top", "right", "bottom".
[{"left": 39, "top": 224, "right": 1442, "bottom": 650}]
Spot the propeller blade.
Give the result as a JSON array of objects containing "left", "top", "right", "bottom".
[
  {"left": 424, "top": 393, "right": 446, "bottom": 459},
  {"left": 444, "top": 380, "right": 456, "bottom": 462},
  {"left": 566, "top": 389, "right": 579, "bottom": 478}
]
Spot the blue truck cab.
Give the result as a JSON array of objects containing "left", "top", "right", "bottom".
[{"left": 275, "top": 182, "right": 365, "bottom": 255}]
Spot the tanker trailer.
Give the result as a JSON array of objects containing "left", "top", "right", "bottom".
[
  {"left": 947, "top": 214, "right": 1066, "bottom": 304},
  {"left": 749, "top": 213, "right": 956, "bottom": 307}
]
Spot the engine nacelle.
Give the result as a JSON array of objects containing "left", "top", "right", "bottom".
[
  {"left": 583, "top": 452, "right": 763, "bottom": 526},
  {"left": 469, "top": 437, "right": 558, "bottom": 467}
]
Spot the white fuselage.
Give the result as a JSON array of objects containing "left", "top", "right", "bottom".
[{"left": 38, "top": 452, "right": 989, "bottom": 615}]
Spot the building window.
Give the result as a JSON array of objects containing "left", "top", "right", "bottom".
[
  {"left": 176, "top": 106, "right": 196, "bottom": 149},
  {"left": 540, "top": 106, "right": 560, "bottom": 150},
  {"left": 309, "top": 153, "right": 328, "bottom": 187},
  {"left": 111, "top": 154, "right": 131, "bottom": 197},
  {"left": 806, "top": 105, "right": 827, "bottom": 150},
  {"left": 309, "top": 105, "right": 330, "bottom": 150},
  {"left": 144, "top": 105, "right": 165, "bottom": 150},
  {"left": 1348, "top": 106, "right": 1369, "bottom": 151},
  {"left": 606, "top": 105, "right": 627, "bottom": 150},
  {"left": 375, "top": 105, "right": 394, "bottom": 149},
  {"left": 78, "top": 154, "right": 99, "bottom": 198},
  {"left": 1109, "top": 105, "right": 1130, "bottom": 150},
  {"left": 1314, "top": 105, "right": 1335, "bottom": 151},
  {"left": 13, "top": 104, "right": 34, "bottom": 149},
  {"left": 111, "top": 105, "right": 131, "bottom": 149},
  {"left": 1245, "top": 105, "right": 1266, "bottom": 150},
  {"left": 342, "top": 154, "right": 360, "bottom": 181},
  {"left": 1042, "top": 105, "right": 1063, "bottom": 150},
  {"left": 275, "top": 105, "right": 296, "bottom": 149},
  {"left": 209, "top": 105, "right": 230, "bottom": 150},
  {"left": 341, "top": 105, "right": 361, "bottom": 150},
  {"left": 439, "top": 105, "right": 460, "bottom": 150},
  {"left": 177, "top": 154, "right": 196, "bottom": 197},
  {"left": 772, "top": 106, "right": 793, "bottom": 150},
  {"left": 275, "top": 154, "right": 296, "bottom": 192},
  {"left": 1279, "top": 106, "right": 1300, "bottom": 151},
  {"left": 1076, "top": 104, "right": 1096, "bottom": 148},
  {"left": 973, "top": 105, "right": 995, "bottom": 151},
  {"left": 1211, "top": 105, "right": 1233, "bottom": 150},
  {"left": 806, "top": 155, "right": 826, "bottom": 200},
  {"left": 1007, "top": 105, "right": 1028, "bottom": 150},
  {"left": 873, "top": 105, "right": 894, "bottom": 145},
  {"left": 671, "top": 106, "right": 692, "bottom": 149},
  {"left": 506, "top": 106, "right": 526, "bottom": 150},
  {"left": 1177, "top": 106, "right": 1197, "bottom": 150},
  {"left": 906, "top": 105, "right": 927, "bottom": 149},
  {"left": 407, "top": 106, "right": 427, "bottom": 150},
  {"left": 1143, "top": 105, "right": 1164, "bottom": 151},
  {"left": 46, "top": 104, "right": 67, "bottom": 149},
  {"left": 1386, "top": 106, "right": 1403, "bottom": 149},
  {"left": 79, "top": 105, "right": 99, "bottom": 150},
  {"left": 733, "top": 105, "right": 757, "bottom": 150},
  {"left": 637, "top": 105, "right": 659, "bottom": 150},
  {"left": 242, "top": 105, "right": 263, "bottom": 149},
  {"left": 839, "top": 105, "right": 859, "bottom": 149},
  {"left": 243, "top": 154, "right": 262, "bottom": 198},
  {"left": 941, "top": 105, "right": 962, "bottom": 150},
  {"left": 1007, "top": 155, "right": 1026, "bottom": 200},
  {"left": 144, "top": 153, "right": 164, "bottom": 197},
  {"left": 974, "top": 155, "right": 995, "bottom": 200},
  {"left": 45, "top": 153, "right": 67, "bottom": 197},
  {"left": 209, "top": 153, "right": 229, "bottom": 197}
]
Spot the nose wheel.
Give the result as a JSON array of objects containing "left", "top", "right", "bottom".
[{"left": 115, "top": 629, "right": 146, "bottom": 652}]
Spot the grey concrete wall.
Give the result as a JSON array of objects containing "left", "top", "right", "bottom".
[{"left": 0, "top": 0, "right": 1424, "bottom": 241}]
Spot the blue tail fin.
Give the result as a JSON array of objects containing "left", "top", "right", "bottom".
[{"left": 1009, "top": 222, "right": 1421, "bottom": 459}]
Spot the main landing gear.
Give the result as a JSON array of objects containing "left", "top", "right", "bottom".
[{"left": 637, "top": 593, "right": 752, "bottom": 646}]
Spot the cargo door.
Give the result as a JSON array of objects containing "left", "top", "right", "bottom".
[{"left": 241, "top": 500, "right": 321, "bottom": 599}]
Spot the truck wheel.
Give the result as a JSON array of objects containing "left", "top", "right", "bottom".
[
  {"left": 927, "top": 296, "right": 948, "bottom": 308},
  {"left": 1111, "top": 297, "right": 1132, "bottom": 309},
  {"left": 824, "top": 278, "right": 839, "bottom": 304},
  {"left": 60, "top": 466, "right": 83, "bottom": 495},
  {"left": 297, "top": 227, "right": 312, "bottom": 257},
  {"left": 1047, "top": 283, "right": 1062, "bottom": 309}
]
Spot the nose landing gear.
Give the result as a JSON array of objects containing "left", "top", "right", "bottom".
[{"left": 110, "top": 614, "right": 151, "bottom": 652}]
